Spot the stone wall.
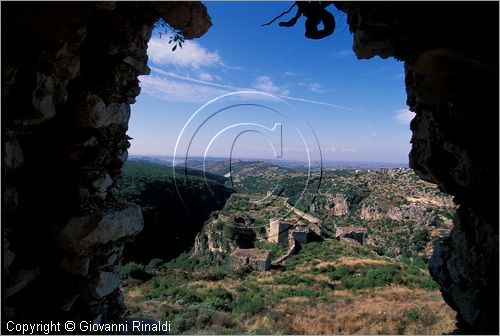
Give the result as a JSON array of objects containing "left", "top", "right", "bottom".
[
  {"left": 268, "top": 219, "right": 293, "bottom": 244},
  {"left": 2, "top": 1, "right": 211, "bottom": 324},
  {"left": 335, "top": 2, "right": 498, "bottom": 333},
  {"left": 335, "top": 227, "right": 365, "bottom": 245},
  {"left": 229, "top": 248, "right": 271, "bottom": 271}
]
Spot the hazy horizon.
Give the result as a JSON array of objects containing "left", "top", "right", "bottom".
[{"left": 129, "top": 153, "right": 409, "bottom": 167}]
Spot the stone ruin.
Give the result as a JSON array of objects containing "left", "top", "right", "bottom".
[
  {"left": 268, "top": 217, "right": 323, "bottom": 246},
  {"left": 268, "top": 219, "right": 294, "bottom": 244},
  {"left": 289, "top": 226, "right": 308, "bottom": 244},
  {"left": 229, "top": 248, "right": 271, "bottom": 271},
  {"left": 335, "top": 226, "right": 366, "bottom": 245}
]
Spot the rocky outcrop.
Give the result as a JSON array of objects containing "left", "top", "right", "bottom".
[
  {"left": 360, "top": 204, "right": 385, "bottom": 221},
  {"left": 386, "top": 204, "right": 434, "bottom": 226},
  {"left": 2, "top": 1, "right": 211, "bottom": 324},
  {"left": 336, "top": 2, "right": 498, "bottom": 333},
  {"left": 194, "top": 214, "right": 258, "bottom": 255},
  {"left": 361, "top": 203, "right": 435, "bottom": 227},
  {"left": 324, "top": 194, "right": 349, "bottom": 216}
]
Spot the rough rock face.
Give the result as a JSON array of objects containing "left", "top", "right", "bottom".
[
  {"left": 194, "top": 215, "right": 258, "bottom": 255},
  {"left": 336, "top": 2, "right": 498, "bottom": 333},
  {"left": 2, "top": 1, "right": 211, "bottom": 323},
  {"left": 361, "top": 203, "right": 435, "bottom": 226},
  {"left": 360, "top": 204, "right": 384, "bottom": 221},
  {"left": 324, "top": 194, "right": 349, "bottom": 216}
]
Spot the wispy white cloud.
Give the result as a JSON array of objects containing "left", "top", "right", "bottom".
[
  {"left": 395, "top": 108, "right": 415, "bottom": 124},
  {"left": 139, "top": 75, "right": 230, "bottom": 103},
  {"left": 283, "top": 71, "right": 296, "bottom": 77},
  {"left": 142, "top": 66, "right": 370, "bottom": 114},
  {"left": 253, "top": 76, "right": 290, "bottom": 96},
  {"left": 331, "top": 49, "right": 354, "bottom": 59},
  {"left": 298, "top": 82, "right": 325, "bottom": 93},
  {"left": 147, "top": 38, "right": 220, "bottom": 69},
  {"left": 197, "top": 72, "right": 215, "bottom": 82}
]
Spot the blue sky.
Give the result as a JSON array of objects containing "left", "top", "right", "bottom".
[{"left": 129, "top": 2, "right": 414, "bottom": 163}]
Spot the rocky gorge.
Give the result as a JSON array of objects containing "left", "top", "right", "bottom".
[{"left": 2, "top": 1, "right": 498, "bottom": 333}]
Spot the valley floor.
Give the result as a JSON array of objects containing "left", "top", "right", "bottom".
[{"left": 122, "top": 239, "right": 455, "bottom": 335}]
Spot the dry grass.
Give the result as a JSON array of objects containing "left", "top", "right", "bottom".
[
  {"left": 274, "top": 286, "right": 455, "bottom": 335},
  {"left": 334, "top": 256, "right": 389, "bottom": 267}
]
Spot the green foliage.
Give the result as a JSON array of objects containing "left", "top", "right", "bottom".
[
  {"left": 328, "top": 265, "right": 355, "bottom": 281},
  {"left": 271, "top": 287, "right": 322, "bottom": 300},
  {"left": 405, "top": 308, "right": 420, "bottom": 322},
  {"left": 233, "top": 292, "right": 265, "bottom": 315},
  {"left": 254, "top": 240, "right": 288, "bottom": 260},
  {"left": 284, "top": 240, "right": 349, "bottom": 271},
  {"left": 204, "top": 288, "right": 233, "bottom": 311},
  {"left": 340, "top": 264, "right": 401, "bottom": 290},
  {"left": 200, "top": 265, "right": 229, "bottom": 281},
  {"left": 147, "top": 258, "right": 163, "bottom": 269},
  {"left": 121, "top": 262, "right": 150, "bottom": 280},
  {"left": 310, "top": 264, "right": 336, "bottom": 275},
  {"left": 232, "top": 265, "right": 253, "bottom": 280},
  {"left": 273, "top": 274, "right": 305, "bottom": 286},
  {"left": 155, "top": 18, "right": 185, "bottom": 51},
  {"left": 118, "top": 160, "right": 233, "bottom": 263}
]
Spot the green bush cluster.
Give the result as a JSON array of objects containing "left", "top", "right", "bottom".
[
  {"left": 121, "top": 262, "right": 151, "bottom": 281},
  {"left": 254, "top": 240, "right": 288, "bottom": 260},
  {"left": 203, "top": 287, "right": 233, "bottom": 311},
  {"left": 340, "top": 264, "right": 401, "bottom": 290},
  {"left": 232, "top": 292, "right": 265, "bottom": 315}
]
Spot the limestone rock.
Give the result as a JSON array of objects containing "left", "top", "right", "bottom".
[
  {"left": 4, "top": 268, "right": 41, "bottom": 299},
  {"left": 58, "top": 205, "right": 144, "bottom": 251},
  {"left": 92, "top": 174, "right": 113, "bottom": 199},
  {"left": 386, "top": 204, "right": 435, "bottom": 226},
  {"left": 31, "top": 72, "right": 56, "bottom": 122},
  {"left": 123, "top": 56, "right": 151, "bottom": 75},
  {"left": 73, "top": 94, "right": 131, "bottom": 128},
  {"left": 360, "top": 204, "right": 384, "bottom": 221},
  {"left": 4, "top": 139, "right": 24, "bottom": 171},
  {"left": 91, "top": 272, "right": 121, "bottom": 299},
  {"left": 152, "top": 2, "right": 212, "bottom": 39},
  {"left": 60, "top": 255, "right": 90, "bottom": 276}
]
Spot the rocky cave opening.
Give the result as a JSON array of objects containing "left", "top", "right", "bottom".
[{"left": 2, "top": 1, "right": 498, "bottom": 334}]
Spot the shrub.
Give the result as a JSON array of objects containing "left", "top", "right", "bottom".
[
  {"left": 233, "top": 293, "right": 265, "bottom": 315},
  {"left": 273, "top": 287, "right": 321, "bottom": 300},
  {"left": 202, "top": 269, "right": 228, "bottom": 281},
  {"left": 340, "top": 264, "right": 401, "bottom": 290},
  {"left": 121, "top": 262, "right": 150, "bottom": 280},
  {"left": 147, "top": 258, "right": 163, "bottom": 269},
  {"left": 405, "top": 308, "right": 420, "bottom": 322},
  {"left": 273, "top": 274, "right": 304, "bottom": 286},
  {"left": 232, "top": 265, "right": 252, "bottom": 280},
  {"left": 327, "top": 265, "right": 354, "bottom": 281},
  {"left": 204, "top": 287, "right": 233, "bottom": 311},
  {"left": 311, "top": 265, "right": 336, "bottom": 275}
]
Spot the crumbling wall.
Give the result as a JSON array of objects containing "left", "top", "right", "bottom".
[{"left": 2, "top": 1, "right": 211, "bottom": 323}]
